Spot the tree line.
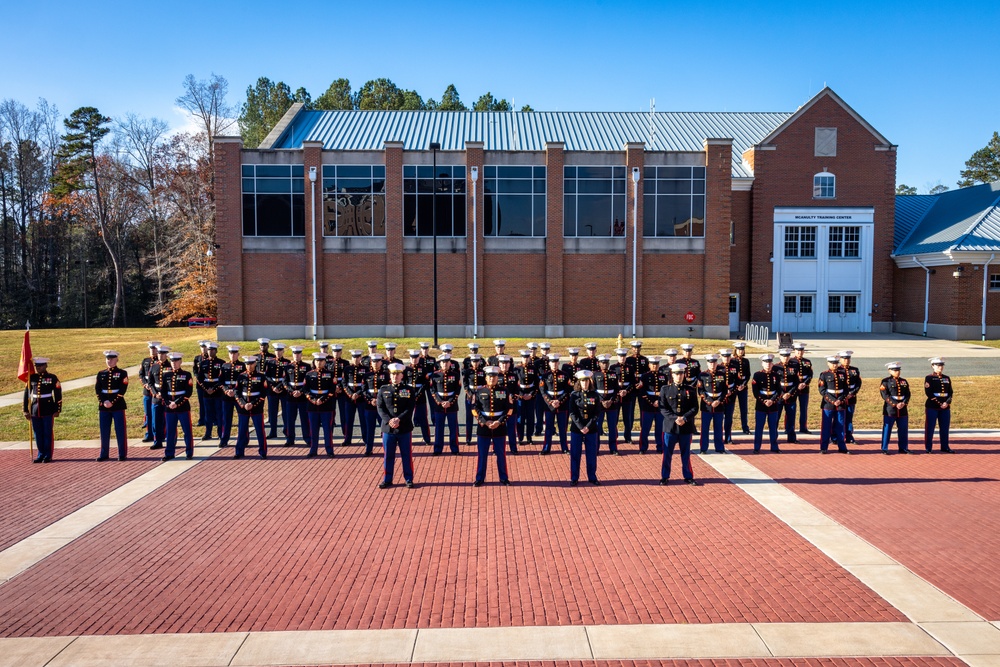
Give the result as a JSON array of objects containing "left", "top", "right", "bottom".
[
  {"left": 0, "top": 74, "right": 230, "bottom": 329},
  {"left": 238, "top": 77, "right": 533, "bottom": 148},
  {"left": 897, "top": 130, "right": 1000, "bottom": 194}
]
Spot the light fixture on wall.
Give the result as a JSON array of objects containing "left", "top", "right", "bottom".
[{"left": 953, "top": 265, "right": 964, "bottom": 278}]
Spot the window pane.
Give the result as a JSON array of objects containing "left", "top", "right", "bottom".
[
  {"left": 784, "top": 296, "right": 797, "bottom": 313},
  {"left": 497, "top": 179, "right": 532, "bottom": 194},
  {"left": 578, "top": 179, "right": 613, "bottom": 194},
  {"left": 729, "top": 295, "right": 737, "bottom": 313},
  {"left": 800, "top": 296, "right": 813, "bottom": 313},
  {"left": 497, "top": 165, "right": 532, "bottom": 179},
  {"left": 485, "top": 166, "right": 497, "bottom": 179},
  {"left": 336, "top": 194, "right": 378, "bottom": 236},
  {"left": 494, "top": 194, "right": 533, "bottom": 236},
  {"left": 660, "top": 166, "right": 691, "bottom": 179},
  {"left": 417, "top": 194, "right": 433, "bottom": 236},
  {"left": 564, "top": 180, "right": 576, "bottom": 194},
  {"left": 533, "top": 166, "right": 545, "bottom": 178},
  {"left": 403, "top": 194, "right": 417, "bottom": 236},
  {"left": 256, "top": 178, "right": 291, "bottom": 194},
  {"left": 690, "top": 196, "right": 705, "bottom": 237},
  {"left": 416, "top": 165, "right": 433, "bottom": 179},
  {"left": 656, "top": 196, "right": 689, "bottom": 237},
  {"left": 242, "top": 178, "right": 255, "bottom": 193},
  {"left": 643, "top": 167, "right": 656, "bottom": 180},
  {"left": 337, "top": 165, "right": 371, "bottom": 178},
  {"left": 564, "top": 166, "right": 575, "bottom": 178},
  {"left": 434, "top": 194, "right": 452, "bottom": 236},
  {"left": 256, "top": 194, "right": 292, "bottom": 236},
  {"left": 242, "top": 194, "right": 256, "bottom": 236},
  {"left": 292, "top": 194, "right": 304, "bottom": 236},
  {"left": 564, "top": 195, "right": 575, "bottom": 237},
  {"left": 844, "top": 295, "right": 857, "bottom": 313},
  {"left": 242, "top": 165, "right": 254, "bottom": 177},
  {"left": 484, "top": 194, "right": 496, "bottom": 235},
  {"left": 829, "top": 295, "right": 840, "bottom": 313},
  {"left": 533, "top": 178, "right": 546, "bottom": 194},
  {"left": 373, "top": 166, "right": 385, "bottom": 179},
  {"left": 577, "top": 195, "right": 613, "bottom": 236},
  {"left": 255, "top": 165, "right": 290, "bottom": 177},
  {"left": 643, "top": 194, "right": 656, "bottom": 236},
  {"left": 533, "top": 195, "right": 546, "bottom": 236},
  {"left": 403, "top": 165, "right": 416, "bottom": 178},
  {"left": 453, "top": 195, "right": 466, "bottom": 236},
  {"left": 291, "top": 165, "right": 304, "bottom": 177},
  {"left": 612, "top": 196, "right": 625, "bottom": 236},
  {"left": 453, "top": 178, "right": 465, "bottom": 194},
  {"left": 577, "top": 166, "right": 611, "bottom": 179}
]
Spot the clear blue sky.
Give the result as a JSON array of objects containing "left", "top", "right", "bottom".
[{"left": 4, "top": 0, "right": 994, "bottom": 190}]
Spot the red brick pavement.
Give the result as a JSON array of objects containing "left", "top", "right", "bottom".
[
  {"left": 278, "top": 660, "right": 966, "bottom": 667},
  {"left": 0, "top": 447, "right": 160, "bottom": 551},
  {"left": 0, "top": 444, "right": 904, "bottom": 637},
  {"left": 732, "top": 436, "right": 1000, "bottom": 619}
]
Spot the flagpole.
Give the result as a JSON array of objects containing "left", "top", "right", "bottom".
[{"left": 26, "top": 381, "right": 34, "bottom": 460}]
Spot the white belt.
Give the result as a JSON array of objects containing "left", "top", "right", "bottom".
[
  {"left": 167, "top": 390, "right": 185, "bottom": 396},
  {"left": 224, "top": 381, "right": 236, "bottom": 386},
  {"left": 597, "top": 389, "right": 615, "bottom": 395},
  {"left": 245, "top": 391, "right": 261, "bottom": 397},
  {"left": 347, "top": 383, "right": 364, "bottom": 388},
  {"left": 100, "top": 389, "right": 120, "bottom": 394},
  {"left": 759, "top": 390, "right": 776, "bottom": 396},
  {"left": 518, "top": 384, "right": 534, "bottom": 389},
  {"left": 289, "top": 381, "right": 306, "bottom": 387},
  {"left": 891, "top": 395, "right": 905, "bottom": 401},
  {"left": 32, "top": 393, "right": 53, "bottom": 399},
  {"left": 780, "top": 383, "right": 794, "bottom": 388},
  {"left": 481, "top": 411, "right": 504, "bottom": 418},
  {"left": 311, "top": 390, "right": 329, "bottom": 395},
  {"left": 933, "top": 393, "right": 948, "bottom": 398},
  {"left": 437, "top": 391, "right": 455, "bottom": 397},
  {"left": 704, "top": 392, "right": 721, "bottom": 398},
  {"left": 827, "top": 389, "right": 843, "bottom": 394},
  {"left": 646, "top": 390, "right": 658, "bottom": 396},
  {"left": 546, "top": 390, "right": 564, "bottom": 396},
  {"left": 620, "top": 382, "right": 632, "bottom": 387}
]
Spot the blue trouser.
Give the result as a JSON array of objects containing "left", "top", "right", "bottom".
[
  {"left": 285, "top": 400, "right": 311, "bottom": 446},
  {"left": 820, "top": 409, "right": 848, "bottom": 452},
  {"left": 360, "top": 407, "right": 380, "bottom": 453},
  {"left": 151, "top": 400, "right": 165, "bottom": 446},
  {"left": 845, "top": 403, "right": 856, "bottom": 441},
  {"left": 925, "top": 408, "right": 951, "bottom": 451},
  {"left": 543, "top": 409, "right": 569, "bottom": 452},
  {"left": 754, "top": 410, "right": 780, "bottom": 452},
  {"left": 465, "top": 397, "right": 475, "bottom": 443},
  {"left": 195, "top": 384, "right": 206, "bottom": 425},
  {"left": 797, "top": 391, "right": 810, "bottom": 431},
  {"left": 383, "top": 432, "right": 414, "bottom": 484},
  {"left": 882, "top": 415, "right": 909, "bottom": 452},
  {"left": 308, "top": 411, "right": 335, "bottom": 455},
  {"left": 164, "top": 411, "right": 194, "bottom": 458},
  {"left": 219, "top": 400, "right": 235, "bottom": 446},
  {"left": 639, "top": 409, "right": 663, "bottom": 453},
  {"left": 266, "top": 391, "right": 284, "bottom": 437},
  {"left": 142, "top": 394, "right": 153, "bottom": 439},
  {"left": 699, "top": 411, "right": 725, "bottom": 453},
  {"left": 662, "top": 432, "right": 693, "bottom": 481},
  {"left": 516, "top": 397, "right": 536, "bottom": 442},
  {"left": 598, "top": 405, "right": 620, "bottom": 452},
  {"left": 413, "top": 395, "right": 431, "bottom": 444},
  {"left": 337, "top": 395, "right": 351, "bottom": 438},
  {"left": 203, "top": 394, "right": 224, "bottom": 438},
  {"left": 735, "top": 388, "right": 750, "bottom": 431},
  {"left": 723, "top": 399, "right": 736, "bottom": 440},
  {"left": 782, "top": 401, "right": 797, "bottom": 439},
  {"left": 533, "top": 393, "right": 545, "bottom": 435},
  {"left": 30, "top": 415, "right": 55, "bottom": 460},
  {"left": 476, "top": 435, "right": 509, "bottom": 483},
  {"left": 99, "top": 410, "right": 128, "bottom": 459},
  {"left": 433, "top": 410, "right": 460, "bottom": 454},
  {"left": 621, "top": 394, "right": 637, "bottom": 442},
  {"left": 570, "top": 431, "right": 599, "bottom": 483},
  {"left": 340, "top": 398, "right": 359, "bottom": 445},
  {"left": 236, "top": 412, "right": 268, "bottom": 457},
  {"left": 506, "top": 417, "right": 518, "bottom": 453}
]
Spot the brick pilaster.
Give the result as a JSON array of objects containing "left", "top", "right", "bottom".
[
  {"left": 384, "top": 142, "right": 405, "bottom": 334},
  {"left": 303, "top": 142, "right": 324, "bottom": 336},
  {"left": 213, "top": 136, "right": 244, "bottom": 331},
  {"left": 704, "top": 138, "right": 733, "bottom": 329},
  {"left": 465, "top": 142, "right": 485, "bottom": 338},
  {"left": 544, "top": 143, "right": 565, "bottom": 336}
]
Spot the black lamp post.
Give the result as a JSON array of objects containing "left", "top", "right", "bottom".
[{"left": 430, "top": 142, "right": 440, "bottom": 347}]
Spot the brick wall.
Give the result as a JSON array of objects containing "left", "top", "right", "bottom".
[
  {"left": 243, "top": 254, "right": 306, "bottom": 324},
  {"left": 730, "top": 190, "right": 752, "bottom": 322},
  {"left": 214, "top": 137, "right": 244, "bottom": 326},
  {"left": 483, "top": 254, "right": 546, "bottom": 325},
  {"left": 704, "top": 139, "right": 733, "bottom": 327}
]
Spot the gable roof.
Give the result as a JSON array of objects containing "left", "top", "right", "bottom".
[
  {"left": 753, "top": 87, "right": 892, "bottom": 148},
  {"left": 261, "top": 109, "right": 793, "bottom": 179},
  {"left": 893, "top": 181, "right": 1000, "bottom": 257}
]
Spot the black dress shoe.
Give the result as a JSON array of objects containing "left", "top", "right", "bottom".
[
  {"left": 305, "top": 452, "right": 317, "bottom": 458},
  {"left": 473, "top": 480, "right": 484, "bottom": 487},
  {"left": 96, "top": 456, "right": 109, "bottom": 462},
  {"left": 540, "top": 450, "right": 549, "bottom": 455},
  {"left": 161, "top": 455, "right": 174, "bottom": 461},
  {"left": 943, "top": 448, "right": 955, "bottom": 453},
  {"left": 43, "top": 457, "right": 52, "bottom": 462},
  {"left": 500, "top": 480, "right": 511, "bottom": 486},
  {"left": 589, "top": 479, "right": 601, "bottom": 486},
  {"left": 202, "top": 434, "right": 215, "bottom": 440},
  {"left": 742, "top": 429, "right": 751, "bottom": 435},
  {"left": 841, "top": 450, "right": 852, "bottom": 455},
  {"left": 659, "top": 478, "right": 668, "bottom": 485},
  {"left": 685, "top": 479, "right": 699, "bottom": 486},
  {"left": 186, "top": 453, "right": 193, "bottom": 460},
  {"left": 882, "top": 450, "right": 891, "bottom": 455},
  {"left": 799, "top": 429, "right": 811, "bottom": 435},
  {"left": 406, "top": 481, "right": 415, "bottom": 488},
  {"left": 150, "top": 443, "right": 163, "bottom": 450},
  {"left": 570, "top": 480, "right": 579, "bottom": 486},
  {"left": 118, "top": 456, "right": 127, "bottom": 461},
  {"left": 260, "top": 453, "right": 268, "bottom": 459},
  {"left": 378, "top": 482, "right": 392, "bottom": 489},
  {"left": 32, "top": 458, "right": 43, "bottom": 464},
  {"left": 233, "top": 453, "right": 245, "bottom": 459},
  {"left": 141, "top": 436, "right": 154, "bottom": 443}
]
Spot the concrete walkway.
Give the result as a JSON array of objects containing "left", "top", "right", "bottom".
[{"left": 0, "top": 365, "right": 142, "bottom": 409}]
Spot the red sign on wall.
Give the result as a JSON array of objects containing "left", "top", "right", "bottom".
[{"left": 684, "top": 311, "right": 696, "bottom": 323}]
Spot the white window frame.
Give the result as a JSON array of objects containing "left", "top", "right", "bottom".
[
  {"left": 784, "top": 226, "right": 817, "bottom": 259},
  {"left": 990, "top": 274, "right": 1000, "bottom": 291},
  {"left": 813, "top": 172, "right": 836, "bottom": 199},
  {"left": 828, "top": 225, "right": 861, "bottom": 259}
]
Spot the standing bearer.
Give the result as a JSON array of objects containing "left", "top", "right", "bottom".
[
  {"left": 579, "top": 342, "right": 600, "bottom": 372},
  {"left": 594, "top": 354, "right": 621, "bottom": 454},
  {"left": 515, "top": 350, "right": 539, "bottom": 446},
  {"left": 839, "top": 351, "right": 862, "bottom": 444},
  {"left": 283, "top": 346, "right": 312, "bottom": 447},
  {"left": 789, "top": 343, "right": 813, "bottom": 434},
  {"left": 697, "top": 354, "right": 729, "bottom": 454},
  {"left": 730, "top": 342, "right": 752, "bottom": 435},
  {"left": 429, "top": 354, "right": 462, "bottom": 455},
  {"left": 305, "top": 353, "right": 337, "bottom": 458},
  {"left": 880, "top": 362, "right": 911, "bottom": 454},
  {"left": 160, "top": 352, "right": 194, "bottom": 460},
  {"left": 924, "top": 358, "right": 954, "bottom": 453},
  {"left": 341, "top": 350, "right": 367, "bottom": 447},
  {"left": 377, "top": 363, "right": 416, "bottom": 488},
  {"left": 404, "top": 349, "right": 432, "bottom": 447},
  {"left": 817, "top": 356, "right": 850, "bottom": 454},
  {"left": 463, "top": 353, "right": 485, "bottom": 445},
  {"left": 637, "top": 357, "right": 666, "bottom": 454},
  {"left": 95, "top": 350, "right": 129, "bottom": 461},
  {"left": 263, "top": 343, "right": 291, "bottom": 440},
  {"left": 234, "top": 355, "right": 268, "bottom": 459},
  {"left": 622, "top": 340, "right": 650, "bottom": 443},
  {"left": 541, "top": 354, "right": 570, "bottom": 454},
  {"left": 219, "top": 345, "right": 246, "bottom": 448},
  {"left": 197, "top": 342, "right": 225, "bottom": 440},
  {"left": 149, "top": 345, "right": 171, "bottom": 450},
  {"left": 568, "top": 370, "right": 603, "bottom": 486},
  {"left": 361, "top": 354, "right": 388, "bottom": 455},
  {"left": 497, "top": 355, "right": 519, "bottom": 454},
  {"left": 776, "top": 349, "right": 801, "bottom": 443},
  {"left": 23, "top": 357, "right": 61, "bottom": 463},
  {"left": 139, "top": 341, "right": 160, "bottom": 442},
  {"left": 470, "top": 366, "right": 513, "bottom": 487},
  {"left": 719, "top": 349, "right": 739, "bottom": 444},
  {"left": 660, "top": 363, "right": 699, "bottom": 486},
  {"left": 752, "top": 354, "right": 785, "bottom": 454},
  {"left": 532, "top": 342, "right": 550, "bottom": 437}
]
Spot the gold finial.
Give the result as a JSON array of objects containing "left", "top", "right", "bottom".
[{"left": 616, "top": 333, "right": 623, "bottom": 350}]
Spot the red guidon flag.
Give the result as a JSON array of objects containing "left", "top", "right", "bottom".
[{"left": 17, "top": 330, "right": 34, "bottom": 383}]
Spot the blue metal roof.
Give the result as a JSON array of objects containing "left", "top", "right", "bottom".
[
  {"left": 893, "top": 194, "right": 938, "bottom": 249},
  {"left": 269, "top": 110, "right": 793, "bottom": 179},
  {"left": 894, "top": 182, "right": 1000, "bottom": 256}
]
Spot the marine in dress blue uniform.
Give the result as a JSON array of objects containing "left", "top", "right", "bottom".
[
  {"left": 880, "top": 362, "right": 911, "bottom": 454},
  {"left": 160, "top": 352, "right": 195, "bottom": 460},
  {"left": 817, "top": 356, "right": 850, "bottom": 454},
  {"left": 471, "top": 367, "right": 513, "bottom": 486},
  {"left": 462, "top": 343, "right": 481, "bottom": 444},
  {"left": 578, "top": 342, "right": 600, "bottom": 372},
  {"left": 341, "top": 350, "right": 367, "bottom": 447},
  {"left": 660, "top": 363, "right": 699, "bottom": 485},
  {"left": 718, "top": 349, "right": 739, "bottom": 444},
  {"left": 541, "top": 354, "right": 570, "bottom": 454},
  {"left": 622, "top": 340, "right": 650, "bottom": 444},
  {"left": 404, "top": 350, "right": 432, "bottom": 446},
  {"left": 497, "top": 355, "right": 519, "bottom": 454},
  {"left": 377, "top": 363, "right": 417, "bottom": 488},
  {"left": 95, "top": 350, "right": 129, "bottom": 461},
  {"left": 282, "top": 346, "right": 312, "bottom": 447},
  {"left": 234, "top": 356, "right": 269, "bottom": 459},
  {"left": 263, "top": 343, "right": 291, "bottom": 439},
  {"left": 219, "top": 346, "right": 246, "bottom": 448},
  {"left": 839, "top": 351, "right": 862, "bottom": 444},
  {"left": 148, "top": 346, "right": 171, "bottom": 449},
  {"left": 789, "top": 343, "right": 813, "bottom": 434},
  {"left": 361, "top": 354, "right": 389, "bottom": 455},
  {"left": 594, "top": 355, "right": 622, "bottom": 454},
  {"left": 697, "top": 354, "right": 730, "bottom": 454},
  {"left": 532, "top": 343, "right": 549, "bottom": 436},
  {"left": 751, "top": 354, "right": 785, "bottom": 453},
  {"left": 730, "top": 342, "right": 752, "bottom": 435},
  {"left": 638, "top": 356, "right": 667, "bottom": 454},
  {"left": 775, "top": 349, "right": 801, "bottom": 443},
  {"left": 430, "top": 354, "right": 462, "bottom": 455},
  {"left": 23, "top": 358, "right": 61, "bottom": 463},
  {"left": 193, "top": 341, "right": 209, "bottom": 426},
  {"left": 924, "top": 358, "right": 954, "bottom": 453},
  {"left": 197, "top": 342, "right": 225, "bottom": 440},
  {"left": 138, "top": 341, "right": 160, "bottom": 442},
  {"left": 568, "top": 370, "right": 603, "bottom": 485},
  {"left": 514, "top": 350, "right": 539, "bottom": 445},
  {"left": 305, "top": 353, "right": 338, "bottom": 457},
  {"left": 487, "top": 339, "right": 507, "bottom": 367}
]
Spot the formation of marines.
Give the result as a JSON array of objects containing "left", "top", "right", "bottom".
[{"left": 22, "top": 339, "right": 957, "bottom": 486}]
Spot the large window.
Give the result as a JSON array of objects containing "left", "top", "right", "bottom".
[
  {"left": 403, "top": 165, "right": 466, "bottom": 236},
  {"left": 813, "top": 172, "right": 836, "bottom": 198},
  {"left": 991, "top": 274, "right": 1000, "bottom": 290},
  {"left": 563, "top": 166, "right": 626, "bottom": 237},
  {"left": 484, "top": 165, "right": 546, "bottom": 237},
  {"left": 242, "top": 165, "right": 305, "bottom": 236},
  {"left": 321, "top": 165, "right": 386, "bottom": 236},
  {"left": 642, "top": 166, "right": 706, "bottom": 237},
  {"left": 784, "top": 226, "right": 817, "bottom": 258},
  {"left": 829, "top": 226, "right": 861, "bottom": 258}
]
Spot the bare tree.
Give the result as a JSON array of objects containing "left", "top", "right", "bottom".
[{"left": 176, "top": 73, "right": 235, "bottom": 162}]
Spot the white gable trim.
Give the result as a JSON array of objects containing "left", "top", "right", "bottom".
[{"left": 754, "top": 88, "right": 892, "bottom": 148}]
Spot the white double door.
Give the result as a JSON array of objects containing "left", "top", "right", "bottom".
[
  {"left": 827, "top": 293, "right": 862, "bottom": 332},
  {"left": 782, "top": 293, "right": 816, "bottom": 333}
]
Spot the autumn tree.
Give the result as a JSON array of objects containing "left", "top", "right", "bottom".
[{"left": 958, "top": 131, "right": 1000, "bottom": 187}]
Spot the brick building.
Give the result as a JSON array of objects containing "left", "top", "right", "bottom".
[{"left": 215, "top": 87, "right": 912, "bottom": 341}]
